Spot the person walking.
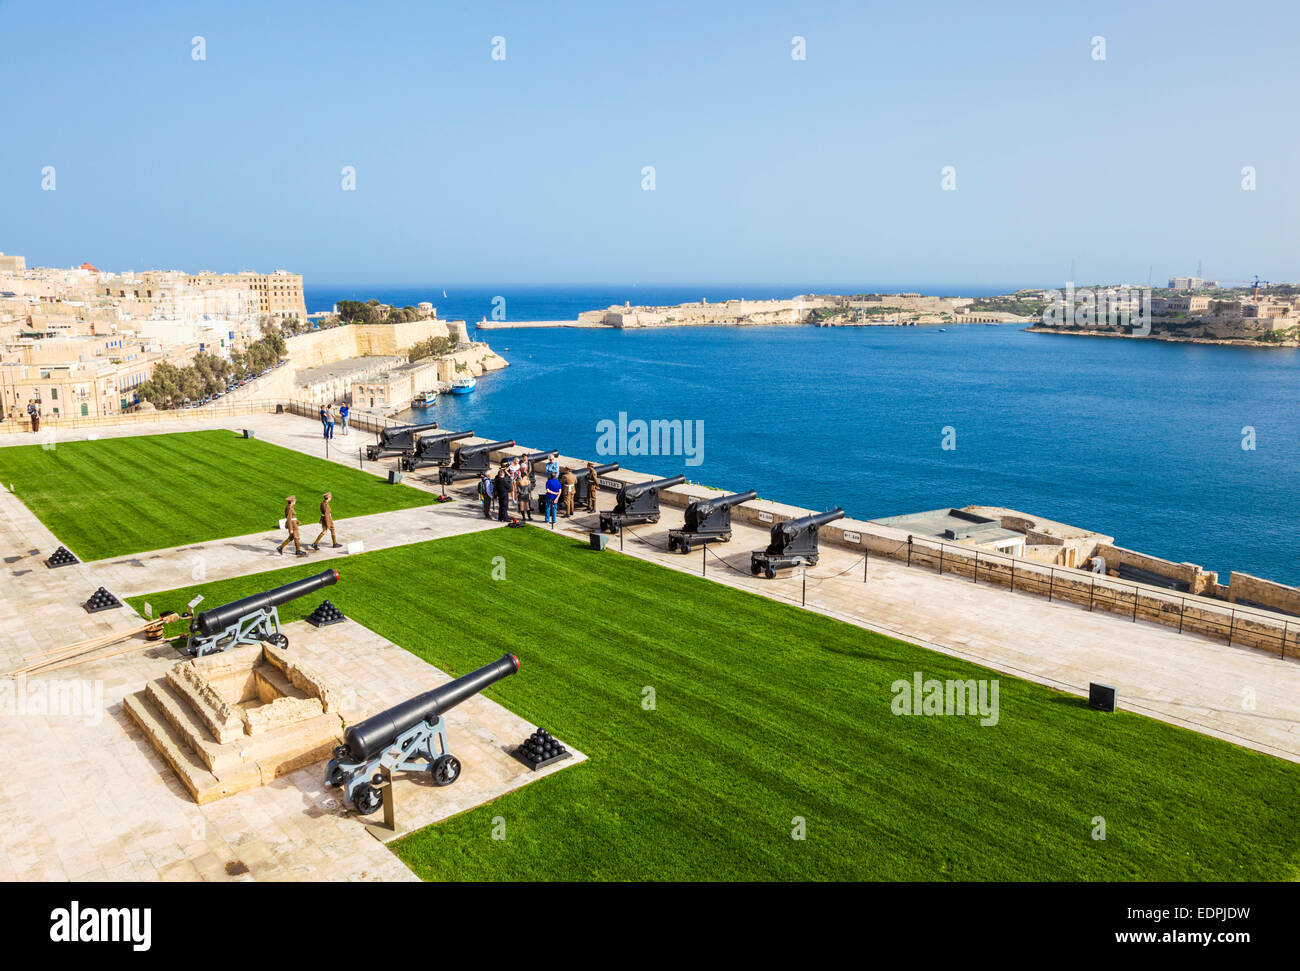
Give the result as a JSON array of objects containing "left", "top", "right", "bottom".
[
  {"left": 27, "top": 399, "right": 39, "bottom": 434},
  {"left": 312, "top": 492, "right": 341, "bottom": 549},
  {"left": 478, "top": 471, "right": 495, "bottom": 519},
  {"left": 324, "top": 404, "right": 336, "bottom": 441},
  {"left": 544, "top": 469, "right": 561, "bottom": 526},
  {"left": 277, "top": 495, "right": 308, "bottom": 556},
  {"left": 494, "top": 467, "right": 511, "bottom": 523},
  {"left": 339, "top": 402, "right": 350, "bottom": 436},
  {"left": 560, "top": 466, "right": 578, "bottom": 518}
]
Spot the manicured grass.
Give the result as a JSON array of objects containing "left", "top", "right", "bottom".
[
  {"left": 129, "top": 528, "right": 1300, "bottom": 881},
  {"left": 0, "top": 430, "right": 431, "bottom": 560}
]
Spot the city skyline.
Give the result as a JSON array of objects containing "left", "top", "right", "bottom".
[{"left": 1, "top": 1, "right": 1297, "bottom": 286}]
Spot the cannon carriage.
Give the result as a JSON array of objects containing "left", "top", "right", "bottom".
[
  {"left": 750, "top": 508, "right": 845, "bottom": 578},
  {"left": 325, "top": 653, "right": 520, "bottom": 814},
  {"left": 398, "top": 429, "right": 474, "bottom": 472},
  {"left": 667, "top": 489, "right": 756, "bottom": 553},
  {"left": 598, "top": 475, "right": 685, "bottom": 533},
  {"left": 184, "top": 569, "right": 339, "bottom": 657},
  {"left": 437, "top": 439, "right": 517, "bottom": 485},
  {"left": 364, "top": 421, "right": 439, "bottom": 461}
]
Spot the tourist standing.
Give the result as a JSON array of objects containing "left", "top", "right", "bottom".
[
  {"left": 312, "top": 492, "right": 340, "bottom": 549},
  {"left": 544, "top": 453, "right": 559, "bottom": 479},
  {"left": 319, "top": 405, "right": 328, "bottom": 438},
  {"left": 478, "top": 472, "right": 494, "bottom": 519},
  {"left": 544, "top": 470, "right": 561, "bottom": 525},
  {"left": 518, "top": 465, "right": 535, "bottom": 521},
  {"left": 325, "top": 404, "right": 336, "bottom": 440},
  {"left": 495, "top": 467, "right": 511, "bottom": 523},
  {"left": 339, "top": 402, "right": 350, "bottom": 436},
  {"left": 27, "top": 399, "right": 39, "bottom": 434}
]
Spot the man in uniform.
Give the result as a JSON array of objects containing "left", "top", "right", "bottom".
[
  {"left": 583, "top": 461, "right": 600, "bottom": 512},
  {"left": 560, "top": 466, "right": 578, "bottom": 518},
  {"left": 312, "top": 491, "right": 341, "bottom": 549},
  {"left": 277, "top": 495, "right": 308, "bottom": 556}
]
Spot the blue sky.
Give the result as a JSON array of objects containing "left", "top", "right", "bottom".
[{"left": 2, "top": 1, "right": 1297, "bottom": 288}]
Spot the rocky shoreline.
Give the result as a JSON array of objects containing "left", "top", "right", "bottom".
[{"left": 1024, "top": 326, "right": 1300, "bottom": 349}]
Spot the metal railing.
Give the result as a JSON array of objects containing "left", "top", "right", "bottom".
[{"left": 899, "top": 535, "right": 1297, "bottom": 659}]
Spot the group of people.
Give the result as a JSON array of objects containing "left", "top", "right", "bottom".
[
  {"left": 318, "top": 402, "right": 350, "bottom": 440},
  {"left": 277, "top": 492, "right": 341, "bottom": 556},
  {"left": 476, "top": 454, "right": 600, "bottom": 526}
]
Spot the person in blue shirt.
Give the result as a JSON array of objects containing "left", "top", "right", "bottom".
[
  {"left": 544, "top": 472, "right": 561, "bottom": 525},
  {"left": 477, "top": 472, "right": 495, "bottom": 519},
  {"left": 339, "top": 402, "right": 350, "bottom": 436},
  {"left": 544, "top": 453, "right": 560, "bottom": 479}
]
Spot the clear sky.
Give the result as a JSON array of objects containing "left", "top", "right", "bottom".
[{"left": 2, "top": 0, "right": 1296, "bottom": 288}]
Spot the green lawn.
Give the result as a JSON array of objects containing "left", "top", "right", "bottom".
[
  {"left": 129, "top": 528, "right": 1300, "bottom": 881},
  {"left": 0, "top": 429, "right": 431, "bottom": 560}
]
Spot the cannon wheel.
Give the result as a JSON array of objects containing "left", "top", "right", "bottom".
[
  {"left": 431, "top": 754, "right": 461, "bottom": 787},
  {"left": 649, "top": 515, "right": 660, "bottom": 524},
  {"left": 353, "top": 783, "right": 382, "bottom": 815},
  {"left": 267, "top": 632, "right": 289, "bottom": 649},
  {"left": 750, "top": 562, "right": 762, "bottom": 576},
  {"left": 765, "top": 565, "right": 776, "bottom": 579},
  {"left": 667, "top": 536, "right": 678, "bottom": 551},
  {"left": 679, "top": 540, "right": 691, "bottom": 554},
  {"left": 325, "top": 760, "right": 346, "bottom": 788}
]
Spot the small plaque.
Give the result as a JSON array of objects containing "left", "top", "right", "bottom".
[
  {"left": 843, "top": 531, "right": 862, "bottom": 544},
  {"left": 144, "top": 602, "right": 153, "bottom": 619},
  {"left": 347, "top": 541, "right": 365, "bottom": 556},
  {"left": 758, "top": 511, "right": 774, "bottom": 523}
]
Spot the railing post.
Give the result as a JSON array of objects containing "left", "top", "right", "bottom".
[
  {"left": 973, "top": 552, "right": 979, "bottom": 584},
  {"left": 1089, "top": 577, "right": 1095, "bottom": 611},
  {"left": 1283, "top": 621, "right": 1290, "bottom": 661},
  {"left": 907, "top": 536, "right": 913, "bottom": 567},
  {"left": 938, "top": 544, "right": 944, "bottom": 576},
  {"left": 1131, "top": 585, "right": 1138, "bottom": 622},
  {"left": 863, "top": 549, "right": 868, "bottom": 583},
  {"left": 1227, "top": 610, "right": 1235, "bottom": 647},
  {"left": 1178, "top": 596, "right": 1186, "bottom": 633},
  {"left": 1048, "top": 570, "right": 1054, "bottom": 602},
  {"left": 1010, "top": 560, "right": 1015, "bottom": 593}
]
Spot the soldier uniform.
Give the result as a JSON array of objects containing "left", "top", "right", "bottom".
[
  {"left": 277, "top": 495, "right": 307, "bottom": 556},
  {"left": 560, "top": 468, "right": 578, "bottom": 517},
  {"left": 313, "top": 491, "right": 340, "bottom": 549},
  {"left": 584, "top": 462, "right": 599, "bottom": 512}
]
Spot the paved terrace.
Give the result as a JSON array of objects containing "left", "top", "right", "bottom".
[{"left": 2, "top": 411, "right": 1299, "bottom": 883}]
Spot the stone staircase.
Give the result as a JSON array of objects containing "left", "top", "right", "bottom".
[{"left": 124, "top": 641, "right": 344, "bottom": 804}]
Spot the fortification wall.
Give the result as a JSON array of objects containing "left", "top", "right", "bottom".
[{"left": 284, "top": 320, "right": 450, "bottom": 370}]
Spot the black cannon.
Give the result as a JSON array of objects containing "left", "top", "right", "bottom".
[
  {"left": 599, "top": 474, "right": 685, "bottom": 533},
  {"left": 750, "top": 508, "right": 845, "bottom": 577},
  {"left": 668, "top": 489, "right": 757, "bottom": 553},
  {"left": 399, "top": 429, "right": 474, "bottom": 471},
  {"left": 185, "top": 568, "right": 339, "bottom": 657},
  {"left": 365, "top": 420, "right": 439, "bottom": 461},
  {"left": 572, "top": 462, "right": 619, "bottom": 508},
  {"left": 438, "top": 439, "right": 516, "bottom": 484},
  {"left": 325, "top": 653, "right": 520, "bottom": 814}
]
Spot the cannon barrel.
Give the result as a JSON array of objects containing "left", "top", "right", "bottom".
[
  {"left": 380, "top": 421, "right": 438, "bottom": 444},
  {"left": 195, "top": 569, "right": 338, "bottom": 637},
  {"left": 418, "top": 429, "right": 474, "bottom": 447},
  {"left": 690, "top": 489, "right": 757, "bottom": 516},
  {"left": 623, "top": 474, "right": 686, "bottom": 499},
  {"left": 344, "top": 654, "right": 520, "bottom": 762},
  {"left": 458, "top": 439, "right": 516, "bottom": 457},
  {"left": 776, "top": 507, "right": 845, "bottom": 539},
  {"left": 523, "top": 451, "right": 557, "bottom": 467}
]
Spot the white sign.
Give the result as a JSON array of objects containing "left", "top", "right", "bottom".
[
  {"left": 758, "top": 511, "right": 774, "bottom": 523},
  {"left": 346, "top": 541, "right": 365, "bottom": 556},
  {"left": 187, "top": 594, "right": 204, "bottom": 610},
  {"left": 143, "top": 602, "right": 152, "bottom": 619},
  {"left": 843, "top": 531, "right": 862, "bottom": 544}
]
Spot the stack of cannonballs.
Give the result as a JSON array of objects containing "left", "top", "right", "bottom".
[
  {"left": 517, "top": 728, "right": 570, "bottom": 770},
  {"left": 46, "top": 546, "right": 79, "bottom": 568},
  {"left": 84, "top": 587, "right": 123, "bottom": 613},
  {"left": 306, "top": 599, "right": 346, "bottom": 628}
]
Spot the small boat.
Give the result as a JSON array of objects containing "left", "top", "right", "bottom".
[
  {"left": 412, "top": 390, "right": 437, "bottom": 407},
  {"left": 447, "top": 376, "right": 476, "bottom": 395}
]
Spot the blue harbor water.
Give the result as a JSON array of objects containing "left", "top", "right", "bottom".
[{"left": 308, "top": 287, "right": 1300, "bottom": 586}]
